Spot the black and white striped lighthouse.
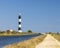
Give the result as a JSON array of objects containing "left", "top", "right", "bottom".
[{"left": 18, "top": 13, "right": 22, "bottom": 32}]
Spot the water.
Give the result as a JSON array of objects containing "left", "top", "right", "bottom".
[{"left": 0, "top": 34, "right": 40, "bottom": 48}]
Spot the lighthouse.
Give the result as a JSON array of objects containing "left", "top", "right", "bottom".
[{"left": 18, "top": 13, "right": 22, "bottom": 32}]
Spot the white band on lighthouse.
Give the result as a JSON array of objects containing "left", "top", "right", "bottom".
[
  {"left": 19, "top": 25, "right": 21, "bottom": 27},
  {"left": 19, "top": 19, "right": 21, "bottom": 22}
]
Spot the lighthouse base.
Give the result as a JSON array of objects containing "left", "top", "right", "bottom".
[{"left": 18, "top": 30, "right": 22, "bottom": 32}]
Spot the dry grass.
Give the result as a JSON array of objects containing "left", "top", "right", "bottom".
[
  {"left": 51, "top": 34, "right": 60, "bottom": 41},
  {"left": 4, "top": 35, "right": 46, "bottom": 48}
]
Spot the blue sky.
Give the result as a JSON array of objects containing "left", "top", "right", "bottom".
[{"left": 0, "top": 0, "right": 60, "bottom": 33}]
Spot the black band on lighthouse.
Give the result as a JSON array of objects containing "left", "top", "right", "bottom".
[
  {"left": 18, "top": 28, "right": 21, "bottom": 30},
  {"left": 18, "top": 16, "right": 21, "bottom": 19},
  {"left": 18, "top": 22, "right": 21, "bottom": 24}
]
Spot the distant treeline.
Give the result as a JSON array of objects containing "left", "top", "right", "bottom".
[{"left": 46, "top": 32, "right": 60, "bottom": 34}]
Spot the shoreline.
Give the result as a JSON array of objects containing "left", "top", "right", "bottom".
[
  {"left": 4, "top": 35, "right": 46, "bottom": 48},
  {"left": 0, "top": 33, "right": 39, "bottom": 36}
]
